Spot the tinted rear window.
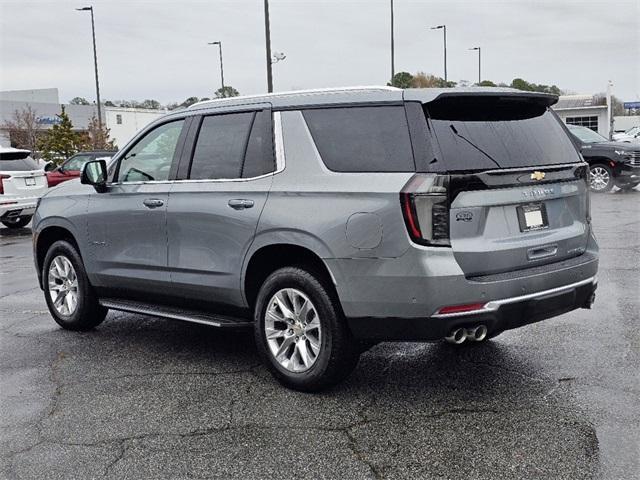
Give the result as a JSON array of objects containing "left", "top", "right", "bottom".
[
  {"left": 0, "top": 156, "right": 40, "bottom": 171},
  {"left": 427, "top": 97, "right": 581, "bottom": 171},
  {"left": 303, "top": 106, "right": 415, "bottom": 172}
]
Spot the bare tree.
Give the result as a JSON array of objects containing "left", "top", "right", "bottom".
[
  {"left": 2, "top": 106, "right": 40, "bottom": 151},
  {"left": 81, "top": 115, "right": 116, "bottom": 151}
]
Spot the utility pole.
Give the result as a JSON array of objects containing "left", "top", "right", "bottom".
[
  {"left": 76, "top": 6, "right": 102, "bottom": 129},
  {"left": 431, "top": 25, "right": 447, "bottom": 83},
  {"left": 264, "top": 0, "right": 273, "bottom": 93},
  {"left": 390, "top": 0, "right": 395, "bottom": 82},
  {"left": 470, "top": 46, "right": 481, "bottom": 84},
  {"left": 208, "top": 41, "right": 224, "bottom": 91}
]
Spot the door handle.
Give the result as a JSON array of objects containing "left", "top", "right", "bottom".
[
  {"left": 143, "top": 198, "right": 164, "bottom": 209},
  {"left": 228, "top": 199, "right": 254, "bottom": 210}
]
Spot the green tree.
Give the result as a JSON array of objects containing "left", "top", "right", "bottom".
[
  {"left": 69, "top": 97, "right": 90, "bottom": 105},
  {"left": 478, "top": 80, "right": 497, "bottom": 87},
  {"left": 37, "top": 106, "right": 85, "bottom": 164},
  {"left": 411, "top": 72, "right": 456, "bottom": 88},
  {"left": 104, "top": 100, "right": 116, "bottom": 107},
  {"left": 388, "top": 71, "right": 414, "bottom": 89},
  {"left": 214, "top": 86, "right": 240, "bottom": 98},
  {"left": 81, "top": 115, "right": 116, "bottom": 150},
  {"left": 139, "top": 99, "right": 161, "bottom": 109},
  {"left": 510, "top": 78, "right": 562, "bottom": 95},
  {"left": 179, "top": 96, "right": 200, "bottom": 108}
]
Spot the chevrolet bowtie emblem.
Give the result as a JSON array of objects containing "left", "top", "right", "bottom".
[{"left": 530, "top": 171, "right": 545, "bottom": 181}]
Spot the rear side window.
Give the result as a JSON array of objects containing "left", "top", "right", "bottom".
[
  {"left": 426, "top": 97, "right": 581, "bottom": 171},
  {"left": 302, "top": 106, "right": 415, "bottom": 172},
  {"left": 189, "top": 110, "right": 274, "bottom": 180},
  {"left": 0, "top": 155, "right": 40, "bottom": 171}
]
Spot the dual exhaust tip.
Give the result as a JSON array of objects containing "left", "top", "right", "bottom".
[{"left": 445, "top": 325, "right": 488, "bottom": 344}]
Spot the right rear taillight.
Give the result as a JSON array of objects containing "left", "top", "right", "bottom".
[
  {"left": 0, "top": 174, "right": 10, "bottom": 195},
  {"left": 400, "top": 174, "right": 451, "bottom": 247}
]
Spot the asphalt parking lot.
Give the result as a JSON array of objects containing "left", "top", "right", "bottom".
[{"left": 1, "top": 188, "right": 638, "bottom": 480}]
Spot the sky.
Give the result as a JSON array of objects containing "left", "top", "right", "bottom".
[{"left": 1, "top": 0, "right": 638, "bottom": 105}]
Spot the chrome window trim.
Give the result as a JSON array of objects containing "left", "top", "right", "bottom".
[
  {"left": 431, "top": 276, "right": 597, "bottom": 318},
  {"left": 109, "top": 111, "right": 285, "bottom": 186}
]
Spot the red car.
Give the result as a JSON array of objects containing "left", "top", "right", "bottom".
[{"left": 46, "top": 151, "right": 115, "bottom": 187}]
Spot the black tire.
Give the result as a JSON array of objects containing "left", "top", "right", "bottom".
[
  {"left": 253, "top": 267, "right": 359, "bottom": 392},
  {"left": 589, "top": 164, "right": 614, "bottom": 192},
  {"left": 43, "top": 240, "right": 107, "bottom": 331},
  {"left": 1, "top": 215, "right": 32, "bottom": 228}
]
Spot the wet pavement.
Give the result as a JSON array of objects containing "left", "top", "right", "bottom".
[{"left": 1, "top": 188, "right": 638, "bottom": 479}]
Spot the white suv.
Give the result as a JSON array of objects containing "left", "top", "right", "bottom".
[{"left": 0, "top": 147, "right": 48, "bottom": 228}]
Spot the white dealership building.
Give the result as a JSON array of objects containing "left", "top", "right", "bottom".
[{"left": 0, "top": 88, "right": 166, "bottom": 148}]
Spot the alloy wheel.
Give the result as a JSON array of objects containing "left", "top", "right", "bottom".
[
  {"left": 590, "top": 166, "right": 610, "bottom": 191},
  {"left": 264, "top": 288, "right": 322, "bottom": 373},
  {"left": 48, "top": 255, "right": 79, "bottom": 316}
]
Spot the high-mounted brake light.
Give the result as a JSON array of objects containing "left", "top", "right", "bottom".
[{"left": 400, "top": 174, "right": 451, "bottom": 247}]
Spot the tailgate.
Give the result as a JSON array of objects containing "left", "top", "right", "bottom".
[
  {"left": 449, "top": 165, "right": 590, "bottom": 277},
  {"left": 2, "top": 170, "right": 48, "bottom": 196}
]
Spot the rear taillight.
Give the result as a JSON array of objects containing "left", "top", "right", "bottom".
[
  {"left": 0, "top": 174, "right": 10, "bottom": 195},
  {"left": 400, "top": 174, "right": 451, "bottom": 247}
]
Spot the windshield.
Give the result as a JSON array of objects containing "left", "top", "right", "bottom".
[
  {"left": 567, "top": 125, "right": 607, "bottom": 143},
  {"left": 625, "top": 126, "right": 639, "bottom": 136},
  {"left": 427, "top": 97, "right": 581, "bottom": 171}
]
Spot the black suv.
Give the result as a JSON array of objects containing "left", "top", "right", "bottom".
[{"left": 567, "top": 124, "right": 640, "bottom": 192}]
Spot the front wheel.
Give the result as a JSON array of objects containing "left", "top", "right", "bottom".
[
  {"left": 43, "top": 240, "right": 107, "bottom": 331},
  {"left": 1, "top": 215, "right": 32, "bottom": 228},
  {"left": 254, "top": 267, "right": 359, "bottom": 392},
  {"left": 589, "top": 164, "right": 614, "bottom": 192}
]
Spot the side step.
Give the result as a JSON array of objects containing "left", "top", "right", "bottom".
[{"left": 99, "top": 299, "right": 253, "bottom": 328}]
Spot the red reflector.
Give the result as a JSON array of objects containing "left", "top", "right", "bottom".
[{"left": 437, "top": 303, "right": 486, "bottom": 315}]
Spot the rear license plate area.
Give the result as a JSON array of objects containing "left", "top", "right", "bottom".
[
  {"left": 25, "top": 177, "right": 36, "bottom": 186},
  {"left": 517, "top": 203, "right": 549, "bottom": 232}
]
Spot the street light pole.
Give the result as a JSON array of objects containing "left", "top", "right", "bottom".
[
  {"left": 208, "top": 41, "right": 224, "bottom": 91},
  {"left": 390, "top": 0, "right": 395, "bottom": 82},
  {"left": 264, "top": 0, "right": 273, "bottom": 93},
  {"left": 470, "top": 46, "right": 481, "bottom": 84},
  {"left": 430, "top": 25, "right": 447, "bottom": 83},
  {"left": 76, "top": 6, "right": 102, "bottom": 130}
]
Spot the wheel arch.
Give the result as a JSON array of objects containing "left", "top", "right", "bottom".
[
  {"left": 242, "top": 242, "right": 342, "bottom": 314},
  {"left": 35, "top": 224, "right": 81, "bottom": 289}
]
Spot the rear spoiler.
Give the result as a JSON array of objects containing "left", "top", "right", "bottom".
[{"left": 403, "top": 88, "right": 558, "bottom": 108}]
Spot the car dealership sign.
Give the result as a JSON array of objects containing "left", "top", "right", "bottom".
[{"left": 623, "top": 101, "right": 640, "bottom": 109}]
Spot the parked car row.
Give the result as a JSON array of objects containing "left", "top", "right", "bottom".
[
  {"left": 612, "top": 126, "right": 640, "bottom": 143},
  {"left": 0, "top": 147, "right": 115, "bottom": 228}
]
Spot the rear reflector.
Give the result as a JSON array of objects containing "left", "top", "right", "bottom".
[{"left": 436, "top": 303, "right": 486, "bottom": 315}]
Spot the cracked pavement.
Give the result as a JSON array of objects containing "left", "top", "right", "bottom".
[{"left": 1, "top": 189, "right": 639, "bottom": 479}]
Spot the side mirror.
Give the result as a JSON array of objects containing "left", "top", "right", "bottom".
[
  {"left": 81, "top": 159, "right": 108, "bottom": 192},
  {"left": 44, "top": 162, "right": 55, "bottom": 172}
]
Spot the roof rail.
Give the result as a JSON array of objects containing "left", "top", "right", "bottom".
[{"left": 188, "top": 85, "right": 401, "bottom": 109}]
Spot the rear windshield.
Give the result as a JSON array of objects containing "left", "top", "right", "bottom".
[
  {"left": 427, "top": 97, "right": 581, "bottom": 171},
  {"left": 0, "top": 155, "right": 40, "bottom": 171}
]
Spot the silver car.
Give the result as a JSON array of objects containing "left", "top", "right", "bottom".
[{"left": 32, "top": 87, "right": 598, "bottom": 391}]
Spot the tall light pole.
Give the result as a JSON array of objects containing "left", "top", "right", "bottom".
[
  {"left": 430, "top": 25, "right": 447, "bottom": 83},
  {"left": 390, "top": 0, "right": 395, "bottom": 82},
  {"left": 469, "top": 47, "right": 481, "bottom": 84},
  {"left": 76, "top": 6, "right": 102, "bottom": 129},
  {"left": 208, "top": 41, "right": 224, "bottom": 91},
  {"left": 264, "top": 0, "right": 273, "bottom": 93}
]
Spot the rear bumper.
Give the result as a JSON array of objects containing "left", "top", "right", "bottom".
[
  {"left": 347, "top": 276, "right": 597, "bottom": 341},
  {"left": 327, "top": 229, "right": 598, "bottom": 341},
  {"left": 0, "top": 198, "right": 38, "bottom": 219}
]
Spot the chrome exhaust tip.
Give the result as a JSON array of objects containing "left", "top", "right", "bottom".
[
  {"left": 445, "top": 328, "right": 466, "bottom": 344},
  {"left": 466, "top": 325, "right": 488, "bottom": 342}
]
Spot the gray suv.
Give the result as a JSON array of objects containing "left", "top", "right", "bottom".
[{"left": 33, "top": 87, "right": 599, "bottom": 391}]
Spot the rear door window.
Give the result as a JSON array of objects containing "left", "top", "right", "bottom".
[
  {"left": 189, "top": 110, "right": 274, "bottom": 180},
  {"left": 426, "top": 97, "right": 581, "bottom": 171},
  {"left": 302, "top": 106, "right": 415, "bottom": 172}
]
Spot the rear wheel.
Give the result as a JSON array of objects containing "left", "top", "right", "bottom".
[
  {"left": 589, "top": 164, "right": 614, "bottom": 192},
  {"left": 1, "top": 215, "right": 32, "bottom": 228},
  {"left": 43, "top": 240, "right": 107, "bottom": 331},
  {"left": 254, "top": 267, "right": 359, "bottom": 392}
]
